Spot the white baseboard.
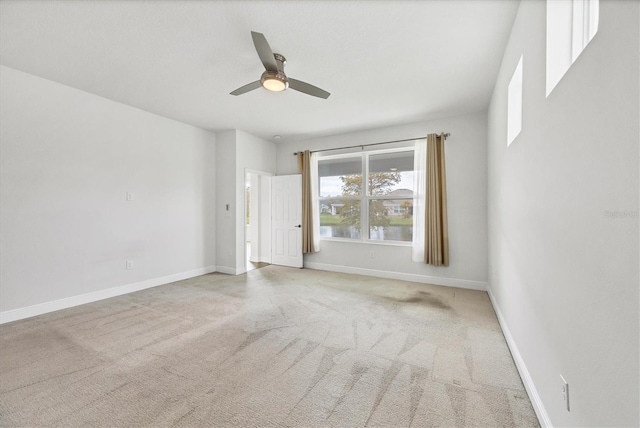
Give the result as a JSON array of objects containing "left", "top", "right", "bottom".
[
  {"left": 487, "top": 287, "right": 552, "bottom": 428},
  {"left": 0, "top": 265, "right": 217, "bottom": 325},
  {"left": 214, "top": 266, "right": 235, "bottom": 275},
  {"left": 215, "top": 265, "right": 246, "bottom": 275},
  {"left": 304, "top": 262, "right": 487, "bottom": 291}
]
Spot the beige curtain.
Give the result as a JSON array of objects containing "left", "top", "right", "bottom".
[
  {"left": 425, "top": 133, "right": 449, "bottom": 266},
  {"left": 298, "top": 150, "right": 316, "bottom": 253},
  {"left": 297, "top": 152, "right": 304, "bottom": 175}
]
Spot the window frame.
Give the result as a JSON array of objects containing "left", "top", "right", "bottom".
[
  {"left": 317, "top": 146, "right": 415, "bottom": 246},
  {"left": 507, "top": 55, "right": 524, "bottom": 147},
  {"left": 546, "top": 0, "right": 599, "bottom": 96}
]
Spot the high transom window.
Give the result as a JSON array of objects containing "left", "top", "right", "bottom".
[{"left": 546, "top": 0, "right": 599, "bottom": 96}]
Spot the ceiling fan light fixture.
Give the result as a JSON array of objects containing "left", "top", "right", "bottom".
[
  {"left": 261, "top": 72, "right": 288, "bottom": 92},
  {"left": 230, "top": 32, "right": 330, "bottom": 99}
]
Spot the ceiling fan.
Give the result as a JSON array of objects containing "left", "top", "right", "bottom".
[{"left": 230, "top": 31, "right": 330, "bottom": 99}]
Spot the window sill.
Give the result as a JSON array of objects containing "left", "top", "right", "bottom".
[{"left": 319, "top": 237, "right": 412, "bottom": 247}]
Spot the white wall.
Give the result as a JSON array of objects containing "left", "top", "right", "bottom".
[
  {"left": 487, "top": 1, "right": 639, "bottom": 426},
  {"left": 276, "top": 112, "right": 488, "bottom": 289},
  {"left": 216, "top": 129, "right": 276, "bottom": 273},
  {"left": 215, "top": 130, "right": 237, "bottom": 272},
  {"left": 0, "top": 65, "right": 216, "bottom": 318}
]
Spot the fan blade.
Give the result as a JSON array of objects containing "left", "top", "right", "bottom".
[
  {"left": 251, "top": 31, "right": 278, "bottom": 72},
  {"left": 230, "top": 80, "right": 262, "bottom": 96},
  {"left": 288, "top": 78, "right": 331, "bottom": 99}
]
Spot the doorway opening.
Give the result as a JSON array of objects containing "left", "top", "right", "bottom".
[{"left": 245, "top": 170, "right": 272, "bottom": 272}]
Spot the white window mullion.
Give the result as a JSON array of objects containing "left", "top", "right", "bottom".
[
  {"left": 571, "top": 0, "right": 585, "bottom": 62},
  {"left": 587, "top": 0, "right": 599, "bottom": 43},
  {"left": 362, "top": 152, "right": 369, "bottom": 243}
]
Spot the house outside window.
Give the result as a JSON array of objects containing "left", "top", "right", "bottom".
[{"left": 317, "top": 148, "right": 415, "bottom": 243}]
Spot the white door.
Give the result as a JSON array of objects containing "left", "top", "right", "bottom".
[{"left": 271, "top": 174, "right": 303, "bottom": 268}]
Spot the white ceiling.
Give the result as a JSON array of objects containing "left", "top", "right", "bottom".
[{"left": 0, "top": 0, "right": 519, "bottom": 142}]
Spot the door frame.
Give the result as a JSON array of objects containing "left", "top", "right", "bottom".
[{"left": 244, "top": 169, "right": 273, "bottom": 271}]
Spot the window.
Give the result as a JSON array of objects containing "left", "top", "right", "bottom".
[
  {"left": 318, "top": 148, "right": 415, "bottom": 243},
  {"left": 546, "top": 0, "right": 599, "bottom": 96},
  {"left": 507, "top": 55, "right": 523, "bottom": 146},
  {"left": 318, "top": 155, "right": 362, "bottom": 239}
]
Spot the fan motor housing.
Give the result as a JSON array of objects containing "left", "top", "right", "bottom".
[
  {"left": 260, "top": 70, "right": 289, "bottom": 91},
  {"left": 273, "top": 53, "right": 287, "bottom": 69}
]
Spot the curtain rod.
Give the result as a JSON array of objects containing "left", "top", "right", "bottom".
[{"left": 292, "top": 133, "right": 450, "bottom": 155}]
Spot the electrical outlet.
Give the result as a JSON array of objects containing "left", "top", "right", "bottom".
[
  {"left": 126, "top": 260, "right": 133, "bottom": 270},
  {"left": 126, "top": 192, "right": 134, "bottom": 201},
  {"left": 369, "top": 251, "right": 375, "bottom": 258},
  {"left": 560, "top": 375, "right": 570, "bottom": 411}
]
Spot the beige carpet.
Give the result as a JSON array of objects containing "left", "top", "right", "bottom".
[{"left": 0, "top": 266, "right": 538, "bottom": 427}]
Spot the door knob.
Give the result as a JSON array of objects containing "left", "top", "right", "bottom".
[{"left": 294, "top": 225, "right": 302, "bottom": 228}]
